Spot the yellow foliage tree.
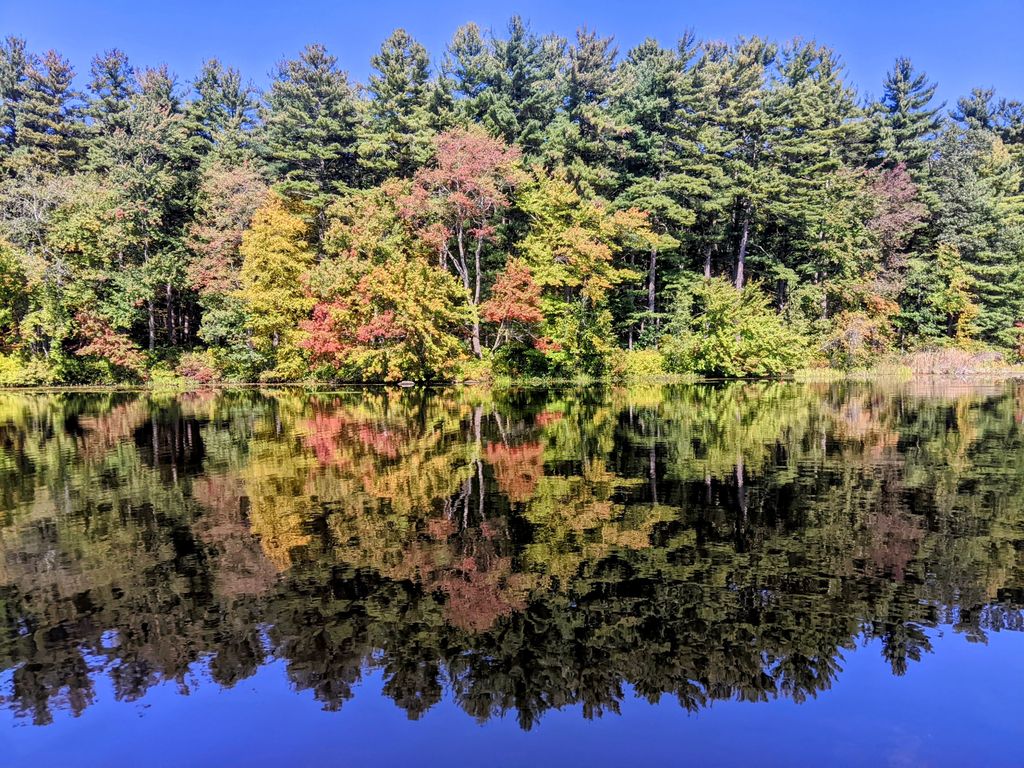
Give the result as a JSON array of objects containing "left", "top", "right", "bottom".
[{"left": 239, "top": 193, "right": 315, "bottom": 380}]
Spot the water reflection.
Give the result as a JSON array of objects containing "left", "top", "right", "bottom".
[{"left": 1, "top": 382, "right": 1023, "bottom": 728}]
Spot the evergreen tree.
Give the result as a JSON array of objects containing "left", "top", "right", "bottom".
[
  {"left": 544, "top": 28, "right": 622, "bottom": 200},
  {"left": 261, "top": 44, "right": 360, "bottom": 208},
  {"left": 612, "top": 36, "right": 698, "bottom": 343},
  {"left": 486, "top": 16, "right": 564, "bottom": 156},
  {"left": 190, "top": 58, "right": 260, "bottom": 165},
  {"left": 953, "top": 87, "right": 998, "bottom": 131},
  {"left": 12, "top": 49, "right": 81, "bottom": 172},
  {"left": 930, "top": 125, "right": 1024, "bottom": 346},
  {"left": 765, "top": 40, "right": 868, "bottom": 320},
  {"left": 0, "top": 36, "right": 29, "bottom": 164},
  {"left": 86, "top": 49, "right": 135, "bottom": 134},
  {"left": 708, "top": 37, "right": 778, "bottom": 288},
  {"left": 94, "top": 66, "right": 197, "bottom": 351},
  {"left": 442, "top": 22, "right": 492, "bottom": 124},
  {"left": 873, "top": 57, "right": 942, "bottom": 177},
  {"left": 360, "top": 29, "right": 436, "bottom": 182}
]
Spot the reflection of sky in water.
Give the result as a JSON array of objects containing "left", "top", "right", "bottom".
[{"left": 5, "top": 631, "right": 1023, "bottom": 767}]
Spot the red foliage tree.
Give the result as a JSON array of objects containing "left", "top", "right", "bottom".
[
  {"left": 479, "top": 260, "right": 544, "bottom": 351},
  {"left": 74, "top": 311, "right": 147, "bottom": 378},
  {"left": 866, "top": 163, "right": 927, "bottom": 269},
  {"left": 400, "top": 128, "right": 522, "bottom": 356}
]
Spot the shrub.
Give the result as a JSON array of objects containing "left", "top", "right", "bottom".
[
  {"left": 610, "top": 348, "right": 668, "bottom": 382},
  {"left": 823, "top": 310, "right": 895, "bottom": 370},
  {"left": 458, "top": 355, "right": 494, "bottom": 383},
  {"left": 0, "top": 354, "right": 52, "bottom": 386},
  {"left": 176, "top": 350, "right": 223, "bottom": 385},
  {"left": 662, "top": 278, "right": 808, "bottom": 377}
]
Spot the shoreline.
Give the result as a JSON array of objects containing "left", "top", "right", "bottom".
[{"left": 4, "top": 367, "right": 1024, "bottom": 394}]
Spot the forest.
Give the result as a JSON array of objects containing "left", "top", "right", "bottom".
[{"left": 0, "top": 17, "right": 1022, "bottom": 384}]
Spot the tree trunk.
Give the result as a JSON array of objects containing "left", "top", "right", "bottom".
[
  {"left": 471, "top": 237, "right": 483, "bottom": 357},
  {"left": 703, "top": 242, "right": 713, "bottom": 279},
  {"left": 166, "top": 283, "right": 176, "bottom": 347},
  {"left": 736, "top": 209, "right": 750, "bottom": 289},
  {"left": 649, "top": 445, "right": 657, "bottom": 504},
  {"left": 148, "top": 300, "right": 156, "bottom": 351},
  {"left": 647, "top": 249, "right": 655, "bottom": 327}
]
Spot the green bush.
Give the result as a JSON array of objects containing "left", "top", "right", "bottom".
[
  {"left": 662, "top": 278, "right": 807, "bottom": 377},
  {"left": 610, "top": 348, "right": 668, "bottom": 381},
  {"left": 458, "top": 355, "right": 494, "bottom": 383},
  {"left": 822, "top": 310, "right": 894, "bottom": 370},
  {"left": 0, "top": 354, "right": 53, "bottom": 386}
]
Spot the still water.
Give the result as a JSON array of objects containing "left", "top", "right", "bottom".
[{"left": 1, "top": 382, "right": 1023, "bottom": 766}]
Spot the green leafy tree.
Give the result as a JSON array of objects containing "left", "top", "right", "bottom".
[
  {"left": 663, "top": 277, "right": 808, "bottom": 376},
  {"left": 518, "top": 170, "right": 654, "bottom": 374}
]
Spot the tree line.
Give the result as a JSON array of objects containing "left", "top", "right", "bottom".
[{"left": 0, "top": 18, "right": 1022, "bottom": 383}]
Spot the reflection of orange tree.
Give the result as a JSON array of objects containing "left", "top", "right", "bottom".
[
  {"left": 291, "top": 389, "right": 675, "bottom": 604},
  {"left": 191, "top": 473, "right": 279, "bottom": 597},
  {"left": 485, "top": 440, "right": 544, "bottom": 502}
]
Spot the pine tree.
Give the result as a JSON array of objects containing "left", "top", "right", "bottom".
[
  {"left": 12, "top": 49, "right": 81, "bottom": 172},
  {"left": 360, "top": 29, "right": 436, "bottom": 182},
  {"left": 953, "top": 88, "right": 998, "bottom": 131},
  {"left": 765, "top": 40, "right": 868, "bottom": 319},
  {"left": 544, "top": 28, "right": 622, "bottom": 200},
  {"left": 612, "top": 36, "right": 696, "bottom": 343},
  {"left": 873, "top": 57, "right": 942, "bottom": 177},
  {"left": 707, "top": 37, "right": 778, "bottom": 288},
  {"left": 0, "top": 36, "right": 29, "bottom": 165},
  {"left": 930, "top": 124, "right": 1024, "bottom": 345},
  {"left": 190, "top": 58, "right": 260, "bottom": 165},
  {"left": 486, "top": 16, "right": 564, "bottom": 156},
  {"left": 442, "top": 22, "right": 492, "bottom": 124},
  {"left": 96, "top": 66, "right": 197, "bottom": 351},
  {"left": 87, "top": 50, "right": 135, "bottom": 134},
  {"left": 678, "top": 43, "right": 735, "bottom": 280},
  {"left": 261, "top": 44, "right": 360, "bottom": 207}
]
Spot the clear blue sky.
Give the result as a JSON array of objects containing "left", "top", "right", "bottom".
[{"left": 4, "top": 0, "right": 1022, "bottom": 105}]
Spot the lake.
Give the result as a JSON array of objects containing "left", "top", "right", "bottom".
[{"left": 1, "top": 382, "right": 1023, "bottom": 766}]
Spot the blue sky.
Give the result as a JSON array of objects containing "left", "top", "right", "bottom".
[{"left": 4, "top": 0, "right": 1022, "bottom": 105}]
